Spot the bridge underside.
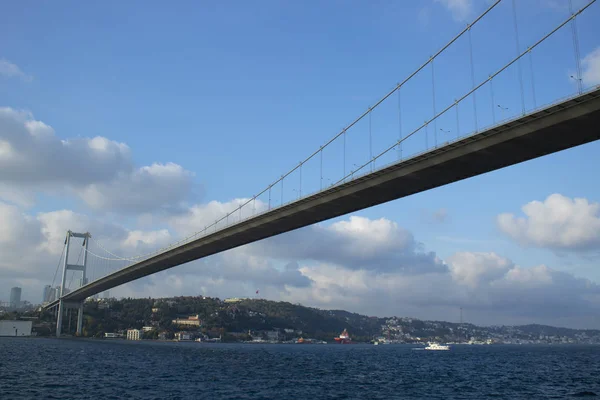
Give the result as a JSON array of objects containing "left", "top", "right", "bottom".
[{"left": 45, "top": 89, "right": 600, "bottom": 307}]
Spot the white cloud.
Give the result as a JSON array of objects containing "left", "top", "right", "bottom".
[
  {"left": 130, "top": 208, "right": 600, "bottom": 328},
  {"left": 277, "top": 253, "right": 600, "bottom": 327},
  {"left": 497, "top": 194, "right": 600, "bottom": 251},
  {"left": 169, "top": 198, "right": 267, "bottom": 236},
  {"left": 0, "top": 107, "right": 195, "bottom": 213},
  {"left": 502, "top": 264, "right": 553, "bottom": 287},
  {"left": 2, "top": 195, "right": 600, "bottom": 328},
  {"left": 123, "top": 229, "right": 172, "bottom": 250},
  {"left": 0, "top": 197, "right": 310, "bottom": 303},
  {"left": 79, "top": 163, "right": 194, "bottom": 213},
  {"left": 581, "top": 47, "right": 600, "bottom": 87},
  {"left": 0, "top": 59, "right": 32, "bottom": 82},
  {"left": 434, "top": 0, "right": 473, "bottom": 22},
  {"left": 0, "top": 107, "right": 131, "bottom": 185},
  {"left": 36, "top": 210, "right": 94, "bottom": 255},
  {"left": 0, "top": 202, "right": 44, "bottom": 274},
  {"left": 0, "top": 201, "right": 179, "bottom": 299},
  {"left": 81, "top": 240, "right": 314, "bottom": 302},
  {"left": 448, "top": 252, "right": 513, "bottom": 288},
  {"left": 244, "top": 216, "right": 445, "bottom": 273}
]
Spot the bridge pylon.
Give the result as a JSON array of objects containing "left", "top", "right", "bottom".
[{"left": 56, "top": 230, "right": 90, "bottom": 337}]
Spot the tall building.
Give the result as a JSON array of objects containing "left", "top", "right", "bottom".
[
  {"left": 9, "top": 287, "right": 22, "bottom": 309},
  {"left": 103, "top": 290, "right": 110, "bottom": 299},
  {"left": 42, "top": 285, "right": 52, "bottom": 303},
  {"left": 55, "top": 286, "right": 70, "bottom": 296}
]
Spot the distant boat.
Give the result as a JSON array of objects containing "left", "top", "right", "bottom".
[
  {"left": 334, "top": 329, "right": 353, "bottom": 344},
  {"left": 424, "top": 342, "right": 450, "bottom": 351}
]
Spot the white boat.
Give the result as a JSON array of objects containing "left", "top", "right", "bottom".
[{"left": 424, "top": 342, "right": 450, "bottom": 351}]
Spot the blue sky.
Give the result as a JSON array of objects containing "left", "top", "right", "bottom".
[{"left": 1, "top": 0, "right": 600, "bottom": 327}]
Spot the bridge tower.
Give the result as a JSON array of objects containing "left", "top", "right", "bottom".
[{"left": 56, "top": 230, "right": 90, "bottom": 337}]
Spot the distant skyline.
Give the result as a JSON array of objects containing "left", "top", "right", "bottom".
[{"left": 1, "top": 0, "right": 600, "bottom": 328}]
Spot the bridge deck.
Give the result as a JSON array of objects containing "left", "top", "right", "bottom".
[{"left": 45, "top": 88, "right": 600, "bottom": 307}]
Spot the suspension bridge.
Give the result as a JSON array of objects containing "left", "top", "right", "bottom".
[{"left": 42, "top": 0, "right": 600, "bottom": 336}]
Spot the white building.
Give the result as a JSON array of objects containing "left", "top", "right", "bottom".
[
  {"left": 224, "top": 297, "right": 247, "bottom": 303},
  {"left": 174, "top": 332, "right": 192, "bottom": 341},
  {"left": 126, "top": 329, "right": 143, "bottom": 340},
  {"left": 0, "top": 320, "right": 32, "bottom": 337},
  {"left": 172, "top": 314, "right": 202, "bottom": 327}
]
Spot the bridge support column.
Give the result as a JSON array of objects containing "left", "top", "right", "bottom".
[
  {"left": 56, "top": 300, "right": 64, "bottom": 337},
  {"left": 55, "top": 230, "right": 90, "bottom": 338},
  {"left": 76, "top": 301, "right": 84, "bottom": 336},
  {"left": 56, "top": 231, "right": 70, "bottom": 337}
]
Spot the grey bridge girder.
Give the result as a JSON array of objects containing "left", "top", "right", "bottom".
[{"left": 43, "top": 88, "right": 600, "bottom": 309}]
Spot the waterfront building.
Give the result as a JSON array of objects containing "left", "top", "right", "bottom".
[
  {"left": 0, "top": 320, "right": 32, "bottom": 336},
  {"left": 126, "top": 329, "right": 143, "bottom": 340},
  {"left": 172, "top": 314, "right": 202, "bottom": 327}
]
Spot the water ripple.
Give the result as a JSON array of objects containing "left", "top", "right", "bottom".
[{"left": 0, "top": 338, "right": 599, "bottom": 399}]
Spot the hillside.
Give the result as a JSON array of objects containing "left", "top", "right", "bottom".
[{"left": 30, "top": 296, "right": 600, "bottom": 344}]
